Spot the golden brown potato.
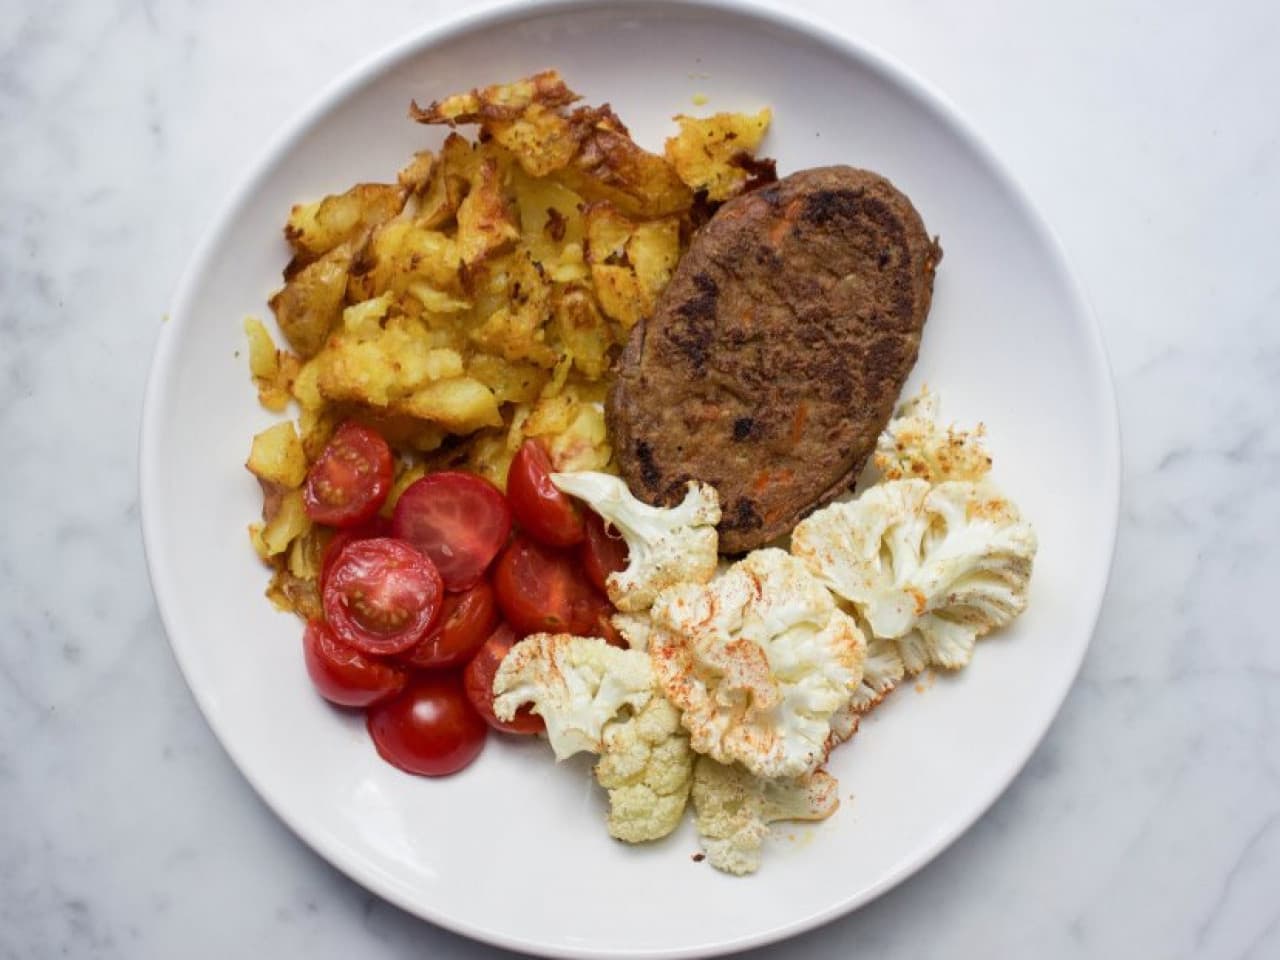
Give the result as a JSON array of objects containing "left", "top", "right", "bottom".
[
  {"left": 456, "top": 157, "right": 519, "bottom": 269},
  {"left": 246, "top": 421, "right": 308, "bottom": 489},
  {"left": 284, "top": 183, "right": 406, "bottom": 264},
  {"left": 243, "top": 317, "right": 301, "bottom": 411},
  {"left": 269, "top": 244, "right": 351, "bottom": 358},
  {"left": 664, "top": 109, "right": 773, "bottom": 201}
]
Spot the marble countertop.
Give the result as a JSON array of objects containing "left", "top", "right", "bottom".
[{"left": 3, "top": 0, "right": 1277, "bottom": 956}]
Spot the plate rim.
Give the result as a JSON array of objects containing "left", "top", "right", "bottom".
[{"left": 139, "top": 0, "right": 1122, "bottom": 955}]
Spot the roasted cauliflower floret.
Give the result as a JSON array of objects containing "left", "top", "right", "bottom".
[
  {"left": 874, "top": 387, "right": 992, "bottom": 483},
  {"left": 491, "top": 634, "right": 653, "bottom": 760},
  {"left": 691, "top": 756, "right": 839, "bottom": 876},
  {"left": 611, "top": 611, "right": 653, "bottom": 651},
  {"left": 648, "top": 549, "right": 865, "bottom": 779},
  {"left": 549, "top": 471, "right": 721, "bottom": 612},
  {"left": 792, "top": 479, "right": 1037, "bottom": 674},
  {"left": 594, "top": 696, "right": 694, "bottom": 843}
]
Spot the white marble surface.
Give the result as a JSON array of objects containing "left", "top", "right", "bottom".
[{"left": 1, "top": 0, "right": 1277, "bottom": 956}]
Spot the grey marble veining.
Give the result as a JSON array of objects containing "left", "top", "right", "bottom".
[{"left": 1, "top": 0, "right": 1278, "bottom": 957}]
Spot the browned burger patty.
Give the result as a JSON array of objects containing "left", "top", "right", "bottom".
[{"left": 608, "top": 165, "right": 942, "bottom": 553}]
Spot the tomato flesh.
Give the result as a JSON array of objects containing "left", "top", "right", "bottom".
[
  {"left": 391, "top": 472, "right": 512, "bottom": 592},
  {"left": 580, "top": 510, "right": 630, "bottom": 596},
  {"left": 506, "top": 439, "right": 586, "bottom": 547},
  {"left": 322, "top": 538, "right": 443, "bottom": 655},
  {"left": 319, "top": 516, "right": 391, "bottom": 594},
  {"left": 397, "top": 579, "right": 499, "bottom": 670},
  {"left": 303, "top": 619, "right": 407, "bottom": 707},
  {"left": 492, "top": 535, "right": 602, "bottom": 636},
  {"left": 366, "top": 673, "right": 487, "bottom": 776},
  {"left": 303, "top": 422, "right": 394, "bottom": 527},
  {"left": 463, "top": 624, "right": 544, "bottom": 734}
]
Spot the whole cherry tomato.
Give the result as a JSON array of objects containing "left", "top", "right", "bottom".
[{"left": 366, "top": 673, "right": 487, "bottom": 776}]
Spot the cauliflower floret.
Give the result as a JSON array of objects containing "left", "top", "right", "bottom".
[
  {"left": 611, "top": 610, "right": 654, "bottom": 651},
  {"left": 594, "top": 696, "right": 694, "bottom": 843},
  {"left": 874, "top": 387, "right": 992, "bottom": 483},
  {"left": 792, "top": 479, "right": 1037, "bottom": 674},
  {"left": 492, "top": 634, "right": 653, "bottom": 759},
  {"left": 649, "top": 549, "right": 865, "bottom": 779},
  {"left": 550, "top": 471, "right": 721, "bottom": 612},
  {"left": 829, "top": 635, "right": 906, "bottom": 743},
  {"left": 691, "top": 756, "right": 839, "bottom": 876}
]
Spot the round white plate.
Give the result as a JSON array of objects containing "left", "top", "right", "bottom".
[{"left": 140, "top": 1, "right": 1120, "bottom": 955}]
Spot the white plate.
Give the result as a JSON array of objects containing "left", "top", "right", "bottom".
[{"left": 140, "top": 1, "right": 1120, "bottom": 955}]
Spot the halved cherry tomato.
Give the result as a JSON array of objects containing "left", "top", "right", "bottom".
[
  {"left": 391, "top": 472, "right": 512, "bottom": 592},
  {"left": 366, "top": 673, "right": 487, "bottom": 776},
  {"left": 322, "top": 538, "right": 443, "bottom": 656},
  {"left": 463, "top": 624, "right": 544, "bottom": 734},
  {"left": 506, "top": 439, "right": 585, "bottom": 547},
  {"left": 492, "top": 535, "right": 600, "bottom": 636},
  {"left": 303, "top": 422, "right": 394, "bottom": 527},
  {"left": 303, "top": 619, "right": 407, "bottom": 707},
  {"left": 397, "top": 580, "right": 499, "bottom": 670},
  {"left": 580, "top": 510, "right": 630, "bottom": 596},
  {"left": 319, "top": 516, "right": 391, "bottom": 594}
]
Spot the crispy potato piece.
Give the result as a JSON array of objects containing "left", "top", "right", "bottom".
[
  {"left": 456, "top": 157, "right": 519, "bottom": 269},
  {"left": 411, "top": 70, "right": 578, "bottom": 124},
  {"left": 244, "top": 317, "right": 301, "bottom": 411},
  {"left": 284, "top": 183, "right": 406, "bottom": 264},
  {"left": 246, "top": 421, "right": 308, "bottom": 489},
  {"left": 664, "top": 109, "right": 773, "bottom": 201},
  {"left": 558, "top": 106, "right": 693, "bottom": 219},
  {"left": 397, "top": 151, "right": 435, "bottom": 194},
  {"left": 249, "top": 488, "right": 311, "bottom": 559},
  {"left": 552, "top": 284, "right": 612, "bottom": 378},
  {"left": 269, "top": 245, "right": 351, "bottom": 359},
  {"left": 393, "top": 377, "right": 503, "bottom": 433},
  {"left": 467, "top": 354, "right": 550, "bottom": 404},
  {"left": 583, "top": 204, "right": 680, "bottom": 331},
  {"left": 347, "top": 222, "right": 464, "bottom": 304},
  {"left": 470, "top": 251, "right": 558, "bottom": 367}
]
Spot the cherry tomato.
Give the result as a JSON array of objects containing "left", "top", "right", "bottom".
[
  {"left": 391, "top": 472, "right": 512, "bottom": 592},
  {"left": 397, "top": 580, "right": 500, "bottom": 670},
  {"left": 322, "top": 538, "right": 443, "bottom": 656},
  {"left": 303, "top": 422, "right": 394, "bottom": 527},
  {"left": 506, "top": 439, "right": 586, "bottom": 547},
  {"left": 584, "top": 592, "right": 627, "bottom": 649},
  {"left": 319, "top": 516, "right": 391, "bottom": 594},
  {"left": 492, "top": 535, "right": 601, "bottom": 636},
  {"left": 303, "top": 619, "right": 407, "bottom": 707},
  {"left": 366, "top": 673, "right": 487, "bottom": 776},
  {"left": 463, "top": 624, "right": 544, "bottom": 734},
  {"left": 580, "top": 510, "right": 630, "bottom": 596}
]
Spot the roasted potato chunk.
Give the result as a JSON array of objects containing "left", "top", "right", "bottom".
[
  {"left": 665, "top": 109, "right": 773, "bottom": 201},
  {"left": 269, "top": 244, "right": 351, "bottom": 358},
  {"left": 284, "top": 182, "right": 406, "bottom": 264}
]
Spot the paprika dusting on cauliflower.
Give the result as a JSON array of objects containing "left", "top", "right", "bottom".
[
  {"left": 690, "top": 756, "right": 839, "bottom": 876},
  {"left": 491, "top": 633, "right": 694, "bottom": 843},
  {"left": 491, "top": 634, "right": 653, "bottom": 759},
  {"left": 792, "top": 479, "right": 1037, "bottom": 674},
  {"left": 649, "top": 549, "right": 865, "bottom": 779},
  {"left": 549, "top": 471, "right": 721, "bottom": 612}
]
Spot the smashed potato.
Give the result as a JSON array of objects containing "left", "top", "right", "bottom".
[{"left": 246, "top": 71, "right": 773, "bottom": 615}]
